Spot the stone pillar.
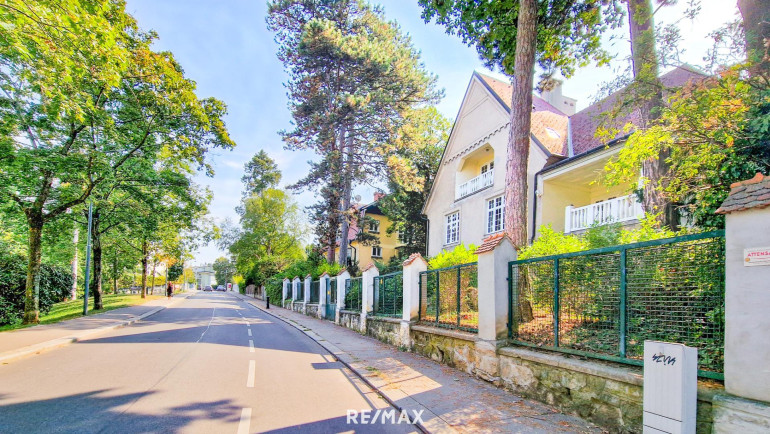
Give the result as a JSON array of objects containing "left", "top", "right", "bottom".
[
  {"left": 474, "top": 234, "right": 516, "bottom": 383},
  {"left": 713, "top": 173, "right": 770, "bottom": 432},
  {"left": 319, "top": 272, "right": 329, "bottom": 319},
  {"left": 336, "top": 270, "right": 350, "bottom": 324},
  {"left": 399, "top": 254, "right": 428, "bottom": 349},
  {"left": 360, "top": 264, "right": 379, "bottom": 334},
  {"left": 303, "top": 274, "right": 311, "bottom": 315},
  {"left": 282, "top": 278, "right": 289, "bottom": 306}
]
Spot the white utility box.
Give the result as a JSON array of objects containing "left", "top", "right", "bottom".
[{"left": 643, "top": 341, "right": 697, "bottom": 434}]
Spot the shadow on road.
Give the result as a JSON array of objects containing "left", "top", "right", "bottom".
[{"left": 0, "top": 389, "right": 241, "bottom": 433}]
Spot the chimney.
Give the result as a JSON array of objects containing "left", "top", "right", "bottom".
[
  {"left": 373, "top": 192, "right": 385, "bottom": 201},
  {"left": 540, "top": 80, "right": 577, "bottom": 116}
]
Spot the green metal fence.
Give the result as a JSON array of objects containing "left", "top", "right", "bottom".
[
  {"left": 325, "top": 279, "right": 337, "bottom": 319},
  {"left": 309, "top": 280, "right": 320, "bottom": 303},
  {"left": 419, "top": 262, "right": 479, "bottom": 333},
  {"left": 508, "top": 231, "right": 725, "bottom": 379},
  {"left": 344, "top": 277, "right": 363, "bottom": 312},
  {"left": 373, "top": 271, "right": 403, "bottom": 318}
]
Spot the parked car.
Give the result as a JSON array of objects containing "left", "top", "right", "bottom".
[
  {"left": 204, "top": 286, "right": 212, "bottom": 291},
  {"left": 216, "top": 285, "right": 225, "bottom": 291}
]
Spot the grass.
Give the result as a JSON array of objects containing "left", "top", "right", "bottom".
[{"left": 0, "top": 293, "right": 164, "bottom": 332}]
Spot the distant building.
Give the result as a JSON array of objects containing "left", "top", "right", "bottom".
[{"left": 193, "top": 264, "right": 215, "bottom": 289}]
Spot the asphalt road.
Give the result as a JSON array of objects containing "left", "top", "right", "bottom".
[{"left": 0, "top": 292, "right": 416, "bottom": 433}]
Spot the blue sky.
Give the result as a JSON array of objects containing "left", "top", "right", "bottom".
[{"left": 124, "top": 0, "right": 737, "bottom": 265}]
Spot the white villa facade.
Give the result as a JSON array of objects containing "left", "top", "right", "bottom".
[{"left": 424, "top": 67, "right": 703, "bottom": 256}]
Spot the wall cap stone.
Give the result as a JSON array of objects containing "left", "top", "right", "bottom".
[
  {"left": 319, "top": 272, "right": 330, "bottom": 278},
  {"left": 475, "top": 233, "right": 513, "bottom": 255},
  {"left": 305, "top": 274, "right": 312, "bottom": 279},
  {"left": 336, "top": 268, "right": 349, "bottom": 276},
  {"left": 713, "top": 393, "right": 770, "bottom": 417},
  {"left": 367, "top": 316, "right": 402, "bottom": 325},
  {"left": 411, "top": 324, "right": 480, "bottom": 342},
  {"left": 403, "top": 252, "right": 428, "bottom": 266},
  {"left": 361, "top": 262, "right": 377, "bottom": 272},
  {"left": 339, "top": 309, "right": 361, "bottom": 315}
]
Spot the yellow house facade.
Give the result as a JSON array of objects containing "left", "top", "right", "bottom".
[{"left": 335, "top": 198, "right": 403, "bottom": 268}]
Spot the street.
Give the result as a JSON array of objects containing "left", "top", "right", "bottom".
[{"left": 0, "top": 292, "right": 414, "bottom": 433}]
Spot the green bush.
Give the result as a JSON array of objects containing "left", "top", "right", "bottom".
[
  {"left": 0, "top": 253, "right": 73, "bottom": 325},
  {"left": 428, "top": 243, "right": 478, "bottom": 269}
]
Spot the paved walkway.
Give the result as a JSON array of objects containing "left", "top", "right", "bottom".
[
  {"left": 236, "top": 294, "right": 602, "bottom": 433},
  {"left": 0, "top": 294, "right": 189, "bottom": 360}
]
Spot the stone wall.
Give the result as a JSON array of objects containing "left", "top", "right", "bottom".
[
  {"left": 410, "top": 326, "right": 477, "bottom": 375},
  {"left": 497, "top": 347, "right": 720, "bottom": 433},
  {"left": 291, "top": 303, "right": 304, "bottom": 314},
  {"left": 339, "top": 310, "right": 361, "bottom": 332},
  {"left": 366, "top": 317, "right": 401, "bottom": 347},
  {"left": 306, "top": 304, "right": 319, "bottom": 317}
]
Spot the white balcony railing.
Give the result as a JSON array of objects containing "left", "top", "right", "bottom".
[
  {"left": 564, "top": 194, "right": 644, "bottom": 233},
  {"left": 455, "top": 169, "right": 494, "bottom": 200}
]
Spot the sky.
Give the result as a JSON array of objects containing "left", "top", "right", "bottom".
[{"left": 124, "top": 0, "right": 739, "bottom": 266}]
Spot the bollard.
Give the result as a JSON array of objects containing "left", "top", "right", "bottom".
[{"left": 266, "top": 296, "right": 270, "bottom": 309}]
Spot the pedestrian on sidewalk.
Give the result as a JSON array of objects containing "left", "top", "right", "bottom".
[{"left": 166, "top": 282, "right": 173, "bottom": 299}]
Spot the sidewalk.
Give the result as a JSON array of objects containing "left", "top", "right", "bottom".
[
  {"left": 0, "top": 293, "right": 190, "bottom": 363},
  {"left": 235, "top": 294, "right": 602, "bottom": 433}
]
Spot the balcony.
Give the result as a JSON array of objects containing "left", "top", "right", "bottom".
[
  {"left": 456, "top": 169, "right": 494, "bottom": 200},
  {"left": 564, "top": 194, "right": 644, "bottom": 233}
]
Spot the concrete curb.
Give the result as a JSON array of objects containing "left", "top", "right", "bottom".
[
  {"left": 232, "top": 292, "right": 440, "bottom": 434},
  {"left": 0, "top": 293, "right": 191, "bottom": 364}
]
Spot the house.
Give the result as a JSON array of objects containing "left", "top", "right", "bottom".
[
  {"left": 423, "top": 67, "right": 704, "bottom": 256},
  {"left": 335, "top": 193, "right": 403, "bottom": 267}
]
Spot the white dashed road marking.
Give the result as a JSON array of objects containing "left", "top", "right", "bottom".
[
  {"left": 247, "top": 360, "right": 255, "bottom": 388},
  {"left": 237, "top": 408, "right": 252, "bottom": 434},
  {"left": 248, "top": 339, "right": 254, "bottom": 353},
  {"left": 247, "top": 329, "right": 252, "bottom": 337}
]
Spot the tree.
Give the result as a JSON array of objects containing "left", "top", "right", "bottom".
[
  {"left": 378, "top": 107, "right": 450, "bottom": 256},
  {"left": 241, "top": 150, "right": 282, "bottom": 197},
  {"left": 268, "top": 0, "right": 441, "bottom": 267},
  {"left": 419, "top": 0, "right": 621, "bottom": 250},
  {"left": 213, "top": 257, "right": 236, "bottom": 287},
  {"left": 0, "top": 1, "right": 234, "bottom": 322},
  {"left": 737, "top": 0, "right": 770, "bottom": 71}
]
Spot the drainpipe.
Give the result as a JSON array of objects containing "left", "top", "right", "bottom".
[
  {"left": 567, "top": 117, "right": 574, "bottom": 158},
  {"left": 421, "top": 214, "right": 429, "bottom": 257},
  {"left": 530, "top": 169, "right": 545, "bottom": 245}
]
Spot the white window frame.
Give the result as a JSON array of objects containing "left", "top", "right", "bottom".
[
  {"left": 486, "top": 195, "right": 505, "bottom": 234},
  {"left": 371, "top": 246, "right": 382, "bottom": 258},
  {"left": 368, "top": 219, "right": 380, "bottom": 234},
  {"left": 445, "top": 212, "right": 460, "bottom": 245}
]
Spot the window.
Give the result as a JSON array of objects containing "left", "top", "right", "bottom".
[
  {"left": 368, "top": 219, "right": 380, "bottom": 233},
  {"left": 480, "top": 161, "right": 495, "bottom": 174},
  {"left": 445, "top": 212, "right": 460, "bottom": 245},
  {"left": 486, "top": 196, "right": 504, "bottom": 234},
  {"left": 371, "top": 246, "right": 382, "bottom": 258}
]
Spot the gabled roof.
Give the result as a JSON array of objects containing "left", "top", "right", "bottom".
[{"left": 475, "top": 72, "right": 570, "bottom": 156}]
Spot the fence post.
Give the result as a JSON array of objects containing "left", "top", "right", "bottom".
[
  {"left": 712, "top": 173, "right": 770, "bottom": 431},
  {"left": 474, "top": 234, "right": 517, "bottom": 383},
  {"left": 401, "top": 253, "right": 428, "bottom": 349},
  {"left": 336, "top": 269, "right": 349, "bottom": 324},
  {"left": 291, "top": 277, "right": 300, "bottom": 310},
  {"left": 319, "top": 272, "right": 329, "bottom": 319},
  {"left": 360, "top": 263, "right": 379, "bottom": 334},
  {"left": 303, "top": 274, "right": 311, "bottom": 315}
]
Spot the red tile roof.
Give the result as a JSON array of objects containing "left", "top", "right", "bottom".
[
  {"left": 569, "top": 66, "right": 706, "bottom": 155},
  {"left": 716, "top": 173, "right": 770, "bottom": 214},
  {"left": 476, "top": 66, "right": 707, "bottom": 158},
  {"left": 475, "top": 233, "right": 512, "bottom": 254}
]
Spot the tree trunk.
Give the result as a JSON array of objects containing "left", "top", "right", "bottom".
[
  {"left": 627, "top": 0, "right": 678, "bottom": 230},
  {"left": 23, "top": 216, "right": 44, "bottom": 324},
  {"left": 90, "top": 210, "right": 103, "bottom": 310},
  {"left": 113, "top": 253, "right": 118, "bottom": 294},
  {"left": 151, "top": 259, "right": 157, "bottom": 295},
  {"left": 504, "top": 0, "right": 537, "bottom": 324},
  {"left": 338, "top": 127, "right": 354, "bottom": 268},
  {"left": 140, "top": 240, "right": 148, "bottom": 299},
  {"left": 71, "top": 227, "right": 79, "bottom": 300},
  {"left": 737, "top": 0, "right": 770, "bottom": 73}
]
